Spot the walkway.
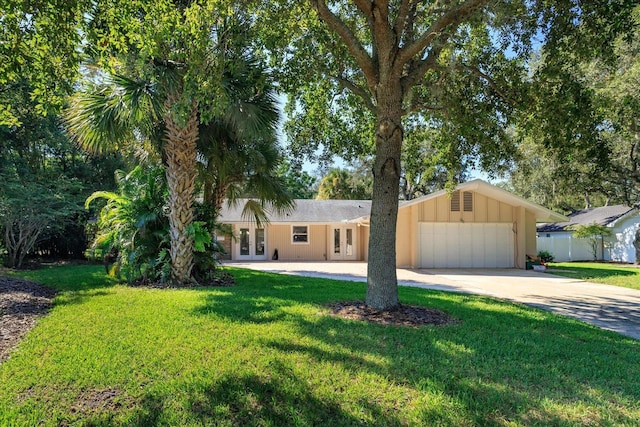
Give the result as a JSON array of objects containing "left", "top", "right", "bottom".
[{"left": 225, "top": 261, "right": 640, "bottom": 340}]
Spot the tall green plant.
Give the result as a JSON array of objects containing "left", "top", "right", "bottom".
[
  {"left": 87, "top": 165, "right": 225, "bottom": 284},
  {"left": 86, "top": 166, "right": 170, "bottom": 283}
]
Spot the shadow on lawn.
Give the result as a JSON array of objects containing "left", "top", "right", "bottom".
[
  {"left": 126, "top": 361, "right": 403, "bottom": 427},
  {"left": 186, "top": 272, "right": 640, "bottom": 425}
]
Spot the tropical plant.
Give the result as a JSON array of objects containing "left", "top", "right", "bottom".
[
  {"left": 571, "top": 223, "right": 613, "bottom": 261},
  {"left": 86, "top": 166, "right": 170, "bottom": 283},
  {"left": 198, "top": 45, "right": 294, "bottom": 225},
  {"left": 86, "top": 165, "right": 226, "bottom": 284},
  {"left": 316, "top": 168, "right": 372, "bottom": 200}
]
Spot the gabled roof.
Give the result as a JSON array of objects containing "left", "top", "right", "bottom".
[
  {"left": 537, "top": 205, "right": 636, "bottom": 233},
  {"left": 219, "top": 180, "right": 568, "bottom": 224},
  {"left": 218, "top": 199, "right": 372, "bottom": 223},
  {"left": 399, "top": 179, "right": 568, "bottom": 223}
]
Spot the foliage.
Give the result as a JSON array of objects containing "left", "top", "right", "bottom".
[
  {"left": 0, "top": 175, "right": 85, "bottom": 269},
  {"left": 316, "top": 167, "right": 372, "bottom": 200},
  {"left": 0, "top": 79, "right": 124, "bottom": 266},
  {"left": 275, "top": 161, "right": 317, "bottom": 199},
  {"left": 86, "top": 166, "right": 171, "bottom": 283},
  {"left": 537, "top": 250, "right": 555, "bottom": 263},
  {"left": 256, "top": 0, "right": 637, "bottom": 310},
  {"left": 401, "top": 126, "right": 471, "bottom": 200},
  {"left": 2, "top": 264, "right": 640, "bottom": 425},
  {"left": 86, "top": 165, "right": 227, "bottom": 284},
  {"left": 197, "top": 40, "right": 294, "bottom": 223},
  {"left": 508, "top": 7, "right": 640, "bottom": 210},
  {"left": 571, "top": 223, "right": 613, "bottom": 261},
  {"left": 0, "top": 0, "right": 84, "bottom": 125}
]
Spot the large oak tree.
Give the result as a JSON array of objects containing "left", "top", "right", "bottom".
[{"left": 259, "top": 0, "right": 636, "bottom": 309}]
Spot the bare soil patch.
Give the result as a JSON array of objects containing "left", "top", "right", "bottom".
[
  {"left": 329, "top": 301, "right": 458, "bottom": 327},
  {"left": 0, "top": 276, "right": 57, "bottom": 363}
]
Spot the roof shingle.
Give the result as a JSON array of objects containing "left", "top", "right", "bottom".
[
  {"left": 537, "top": 205, "right": 635, "bottom": 232},
  {"left": 219, "top": 199, "right": 372, "bottom": 223}
]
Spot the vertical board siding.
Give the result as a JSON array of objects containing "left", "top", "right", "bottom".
[
  {"left": 418, "top": 192, "right": 514, "bottom": 223},
  {"left": 267, "top": 224, "right": 328, "bottom": 261}
]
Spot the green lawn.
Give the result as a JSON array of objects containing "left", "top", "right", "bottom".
[
  {"left": 1, "top": 265, "right": 639, "bottom": 426},
  {"left": 548, "top": 262, "right": 640, "bottom": 290}
]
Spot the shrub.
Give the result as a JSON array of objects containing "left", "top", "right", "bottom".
[{"left": 537, "top": 250, "right": 554, "bottom": 263}]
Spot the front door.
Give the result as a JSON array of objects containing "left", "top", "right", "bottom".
[
  {"left": 237, "top": 225, "right": 267, "bottom": 260},
  {"left": 330, "top": 226, "right": 357, "bottom": 260}
]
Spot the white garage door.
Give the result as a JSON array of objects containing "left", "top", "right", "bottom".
[{"left": 419, "top": 223, "right": 514, "bottom": 268}]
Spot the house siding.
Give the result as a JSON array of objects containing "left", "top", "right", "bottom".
[
  {"left": 397, "top": 208, "right": 412, "bottom": 267},
  {"left": 609, "top": 215, "right": 640, "bottom": 263},
  {"left": 418, "top": 193, "right": 514, "bottom": 223},
  {"left": 266, "top": 224, "right": 328, "bottom": 261},
  {"left": 402, "top": 191, "right": 534, "bottom": 269}
]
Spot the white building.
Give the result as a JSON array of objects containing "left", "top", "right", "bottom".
[{"left": 537, "top": 205, "right": 640, "bottom": 263}]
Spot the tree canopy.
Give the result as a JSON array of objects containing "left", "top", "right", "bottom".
[{"left": 257, "top": 0, "right": 637, "bottom": 309}]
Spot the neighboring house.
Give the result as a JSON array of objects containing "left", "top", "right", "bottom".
[
  {"left": 219, "top": 179, "right": 567, "bottom": 269},
  {"left": 537, "top": 205, "right": 640, "bottom": 263}
]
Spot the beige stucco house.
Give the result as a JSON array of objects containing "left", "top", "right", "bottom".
[{"left": 218, "top": 179, "right": 567, "bottom": 269}]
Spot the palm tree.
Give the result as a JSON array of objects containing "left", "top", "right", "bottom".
[
  {"left": 67, "top": 52, "right": 292, "bottom": 283},
  {"left": 198, "top": 52, "right": 293, "bottom": 225},
  {"left": 67, "top": 69, "right": 200, "bottom": 284}
]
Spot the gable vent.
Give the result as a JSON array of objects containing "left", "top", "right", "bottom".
[
  {"left": 450, "top": 191, "right": 460, "bottom": 212},
  {"left": 463, "top": 191, "right": 473, "bottom": 212}
]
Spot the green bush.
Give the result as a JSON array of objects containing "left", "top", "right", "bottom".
[{"left": 537, "top": 250, "right": 554, "bottom": 263}]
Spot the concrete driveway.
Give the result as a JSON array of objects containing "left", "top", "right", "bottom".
[{"left": 224, "top": 261, "right": 640, "bottom": 340}]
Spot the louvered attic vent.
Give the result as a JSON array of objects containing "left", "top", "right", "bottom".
[
  {"left": 451, "top": 191, "right": 473, "bottom": 212},
  {"left": 463, "top": 191, "right": 473, "bottom": 212},
  {"left": 450, "top": 191, "right": 460, "bottom": 212}
]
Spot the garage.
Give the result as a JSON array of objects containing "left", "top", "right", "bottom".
[{"left": 419, "top": 222, "right": 515, "bottom": 268}]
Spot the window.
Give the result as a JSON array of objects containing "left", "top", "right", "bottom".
[
  {"left": 463, "top": 191, "right": 473, "bottom": 212},
  {"left": 292, "top": 226, "right": 309, "bottom": 244},
  {"left": 450, "top": 191, "right": 461, "bottom": 212}
]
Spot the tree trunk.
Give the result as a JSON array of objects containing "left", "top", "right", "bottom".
[
  {"left": 634, "top": 228, "right": 640, "bottom": 265},
  {"left": 164, "top": 100, "right": 199, "bottom": 285},
  {"left": 366, "top": 88, "right": 403, "bottom": 310}
]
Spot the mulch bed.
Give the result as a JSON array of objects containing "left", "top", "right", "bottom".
[
  {"left": 329, "top": 301, "right": 458, "bottom": 327},
  {"left": 0, "top": 276, "right": 57, "bottom": 363}
]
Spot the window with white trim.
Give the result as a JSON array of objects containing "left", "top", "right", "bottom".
[{"left": 292, "top": 225, "right": 309, "bottom": 244}]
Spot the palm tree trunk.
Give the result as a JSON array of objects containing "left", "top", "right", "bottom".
[{"left": 164, "top": 99, "right": 199, "bottom": 285}]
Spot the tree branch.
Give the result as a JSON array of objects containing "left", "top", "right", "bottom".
[
  {"left": 397, "top": 0, "right": 488, "bottom": 67},
  {"left": 393, "top": 0, "right": 413, "bottom": 43},
  {"left": 371, "top": 0, "right": 396, "bottom": 76},
  {"left": 309, "top": 0, "right": 376, "bottom": 87},
  {"left": 334, "top": 75, "right": 377, "bottom": 113},
  {"left": 463, "top": 64, "right": 516, "bottom": 105},
  {"left": 401, "top": 39, "right": 448, "bottom": 93}
]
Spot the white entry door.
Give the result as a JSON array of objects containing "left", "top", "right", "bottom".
[
  {"left": 330, "top": 226, "right": 357, "bottom": 260},
  {"left": 237, "top": 225, "right": 267, "bottom": 260}
]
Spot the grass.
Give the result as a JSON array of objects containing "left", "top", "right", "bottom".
[
  {"left": 548, "top": 262, "right": 640, "bottom": 290},
  {"left": 1, "top": 264, "right": 639, "bottom": 426}
]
